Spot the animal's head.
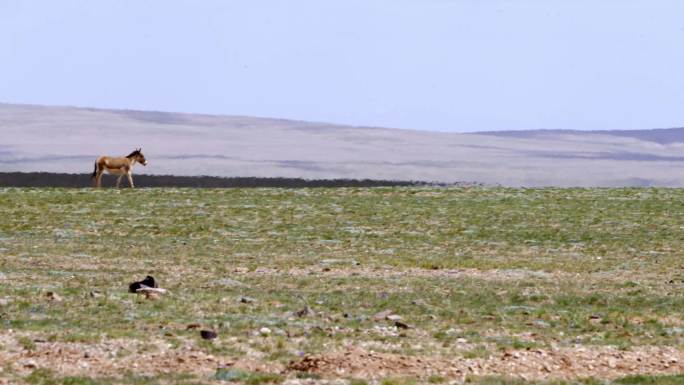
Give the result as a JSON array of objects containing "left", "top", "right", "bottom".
[{"left": 127, "top": 148, "right": 148, "bottom": 166}]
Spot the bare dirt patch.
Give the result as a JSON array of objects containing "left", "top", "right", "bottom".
[
  {"left": 288, "top": 345, "right": 684, "bottom": 381},
  {"left": 0, "top": 332, "right": 279, "bottom": 379},
  {"left": 8, "top": 329, "right": 682, "bottom": 382}
]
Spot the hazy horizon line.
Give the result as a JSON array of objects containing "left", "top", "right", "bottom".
[{"left": 2, "top": 100, "right": 683, "bottom": 134}]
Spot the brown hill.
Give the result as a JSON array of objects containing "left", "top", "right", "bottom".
[{"left": 3, "top": 103, "right": 684, "bottom": 186}]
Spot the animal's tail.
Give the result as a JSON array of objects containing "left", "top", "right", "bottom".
[{"left": 90, "top": 162, "right": 98, "bottom": 179}]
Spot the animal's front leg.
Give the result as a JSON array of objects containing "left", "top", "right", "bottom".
[{"left": 127, "top": 172, "right": 134, "bottom": 188}]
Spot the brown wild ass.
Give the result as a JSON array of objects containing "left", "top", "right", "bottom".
[{"left": 91, "top": 148, "right": 148, "bottom": 188}]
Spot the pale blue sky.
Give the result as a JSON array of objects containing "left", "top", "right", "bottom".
[{"left": 1, "top": 0, "right": 683, "bottom": 132}]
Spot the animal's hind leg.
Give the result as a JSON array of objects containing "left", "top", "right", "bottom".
[
  {"left": 127, "top": 172, "right": 134, "bottom": 188},
  {"left": 95, "top": 170, "right": 104, "bottom": 188},
  {"left": 116, "top": 175, "right": 123, "bottom": 188}
]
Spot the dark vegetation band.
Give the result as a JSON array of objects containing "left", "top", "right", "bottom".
[{"left": 0, "top": 172, "right": 461, "bottom": 188}]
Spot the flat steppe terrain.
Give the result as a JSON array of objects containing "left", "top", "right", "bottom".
[{"left": 1, "top": 187, "right": 683, "bottom": 384}]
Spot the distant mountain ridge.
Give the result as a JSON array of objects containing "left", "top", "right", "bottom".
[
  {"left": 2, "top": 102, "right": 684, "bottom": 187},
  {"left": 477, "top": 127, "right": 684, "bottom": 145}
]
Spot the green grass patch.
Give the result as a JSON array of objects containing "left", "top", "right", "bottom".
[{"left": 2, "top": 187, "right": 684, "bottom": 382}]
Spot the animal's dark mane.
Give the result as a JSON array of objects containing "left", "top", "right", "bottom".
[{"left": 126, "top": 150, "right": 140, "bottom": 158}]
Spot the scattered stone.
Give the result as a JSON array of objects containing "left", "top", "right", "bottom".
[
  {"left": 128, "top": 275, "right": 157, "bottom": 293},
  {"left": 46, "top": 291, "right": 62, "bottom": 302},
  {"left": 240, "top": 296, "right": 256, "bottom": 304},
  {"left": 503, "top": 305, "right": 537, "bottom": 313},
  {"left": 498, "top": 269, "right": 552, "bottom": 279},
  {"left": 387, "top": 314, "right": 402, "bottom": 322},
  {"left": 89, "top": 290, "right": 103, "bottom": 298},
  {"left": 395, "top": 321, "right": 410, "bottom": 329},
  {"left": 0, "top": 297, "right": 11, "bottom": 306},
  {"left": 319, "top": 259, "right": 360, "bottom": 266},
  {"left": 320, "top": 259, "right": 343, "bottom": 265},
  {"left": 216, "top": 278, "right": 246, "bottom": 287},
  {"left": 259, "top": 327, "right": 272, "bottom": 335},
  {"left": 214, "top": 368, "right": 249, "bottom": 381},
  {"left": 187, "top": 323, "right": 202, "bottom": 330},
  {"left": 295, "top": 305, "right": 312, "bottom": 317},
  {"left": 533, "top": 320, "right": 550, "bottom": 328},
  {"left": 372, "top": 309, "right": 394, "bottom": 321},
  {"left": 136, "top": 287, "right": 167, "bottom": 295},
  {"left": 608, "top": 358, "right": 617, "bottom": 368},
  {"left": 200, "top": 330, "right": 218, "bottom": 340}
]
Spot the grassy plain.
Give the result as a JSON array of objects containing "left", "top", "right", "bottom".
[{"left": 0, "top": 187, "right": 683, "bottom": 385}]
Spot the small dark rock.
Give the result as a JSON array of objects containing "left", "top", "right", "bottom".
[
  {"left": 200, "top": 330, "right": 218, "bottom": 340},
  {"left": 129, "top": 276, "right": 157, "bottom": 293},
  {"left": 239, "top": 296, "right": 256, "bottom": 304},
  {"left": 395, "top": 321, "right": 410, "bottom": 329},
  {"left": 295, "top": 305, "right": 312, "bottom": 317}
]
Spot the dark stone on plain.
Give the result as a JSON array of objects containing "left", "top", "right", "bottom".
[
  {"left": 129, "top": 275, "right": 157, "bottom": 293},
  {"left": 295, "top": 306, "right": 311, "bottom": 317},
  {"left": 201, "top": 330, "right": 218, "bottom": 340}
]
